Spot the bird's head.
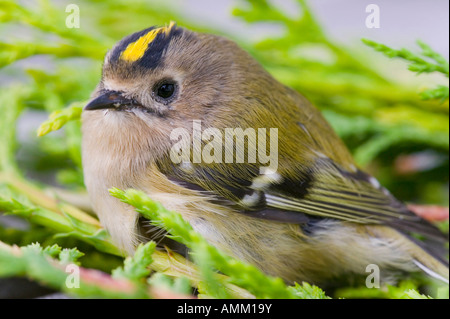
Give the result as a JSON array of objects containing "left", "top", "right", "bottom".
[{"left": 84, "top": 23, "right": 273, "bottom": 124}]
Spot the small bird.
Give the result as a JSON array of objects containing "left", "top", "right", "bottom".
[{"left": 82, "top": 23, "right": 449, "bottom": 286}]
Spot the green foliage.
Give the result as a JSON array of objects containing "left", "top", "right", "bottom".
[
  {"left": 288, "top": 282, "right": 331, "bottom": 299},
  {"left": 37, "top": 102, "right": 84, "bottom": 137},
  {"left": 420, "top": 85, "right": 449, "bottom": 103},
  {"left": 112, "top": 242, "right": 155, "bottom": 281},
  {"left": 0, "top": 241, "right": 151, "bottom": 298},
  {"left": 335, "top": 281, "right": 424, "bottom": 299},
  {"left": 110, "top": 188, "right": 327, "bottom": 299},
  {"left": 436, "top": 285, "right": 449, "bottom": 299},
  {"left": 362, "top": 39, "right": 449, "bottom": 77},
  {"left": 0, "top": 242, "right": 68, "bottom": 285},
  {"left": 148, "top": 273, "right": 193, "bottom": 296},
  {"left": 362, "top": 39, "right": 449, "bottom": 102},
  {"left": 0, "top": 0, "right": 448, "bottom": 299},
  {"left": 0, "top": 182, "right": 121, "bottom": 256},
  {"left": 0, "top": 87, "right": 28, "bottom": 176},
  {"left": 405, "top": 289, "right": 433, "bottom": 299},
  {"left": 59, "top": 247, "right": 85, "bottom": 265}
]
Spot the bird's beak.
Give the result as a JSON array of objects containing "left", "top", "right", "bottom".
[{"left": 84, "top": 91, "right": 135, "bottom": 111}]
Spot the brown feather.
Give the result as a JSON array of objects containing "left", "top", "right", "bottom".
[{"left": 82, "top": 26, "right": 448, "bottom": 285}]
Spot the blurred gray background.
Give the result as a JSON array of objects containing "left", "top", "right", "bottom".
[{"left": 179, "top": 0, "right": 449, "bottom": 58}]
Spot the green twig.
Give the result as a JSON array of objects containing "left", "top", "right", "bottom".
[{"left": 110, "top": 188, "right": 329, "bottom": 299}]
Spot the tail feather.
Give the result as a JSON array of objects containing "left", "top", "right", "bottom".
[
  {"left": 413, "top": 260, "right": 449, "bottom": 284},
  {"left": 383, "top": 227, "right": 449, "bottom": 283},
  {"left": 404, "top": 233, "right": 449, "bottom": 284}
]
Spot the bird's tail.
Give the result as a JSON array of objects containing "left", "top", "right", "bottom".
[
  {"left": 414, "top": 259, "right": 448, "bottom": 284},
  {"left": 380, "top": 226, "right": 448, "bottom": 284},
  {"left": 407, "top": 235, "right": 449, "bottom": 284}
]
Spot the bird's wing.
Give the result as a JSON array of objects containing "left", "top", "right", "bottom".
[{"left": 158, "top": 156, "right": 446, "bottom": 242}]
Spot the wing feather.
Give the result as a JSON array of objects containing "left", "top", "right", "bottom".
[{"left": 158, "top": 156, "right": 446, "bottom": 242}]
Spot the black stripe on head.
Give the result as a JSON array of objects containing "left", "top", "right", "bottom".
[
  {"left": 109, "top": 26, "right": 184, "bottom": 69},
  {"left": 138, "top": 27, "right": 183, "bottom": 69},
  {"left": 109, "top": 27, "right": 156, "bottom": 64}
]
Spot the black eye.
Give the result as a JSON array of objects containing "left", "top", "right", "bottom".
[{"left": 156, "top": 82, "right": 176, "bottom": 99}]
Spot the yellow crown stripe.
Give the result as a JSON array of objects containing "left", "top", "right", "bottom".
[
  {"left": 165, "top": 21, "right": 176, "bottom": 35},
  {"left": 120, "top": 29, "right": 162, "bottom": 62},
  {"left": 120, "top": 22, "right": 177, "bottom": 62}
]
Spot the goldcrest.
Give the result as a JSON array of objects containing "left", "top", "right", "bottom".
[{"left": 82, "top": 23, "right": 449, "bottom": 286}]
